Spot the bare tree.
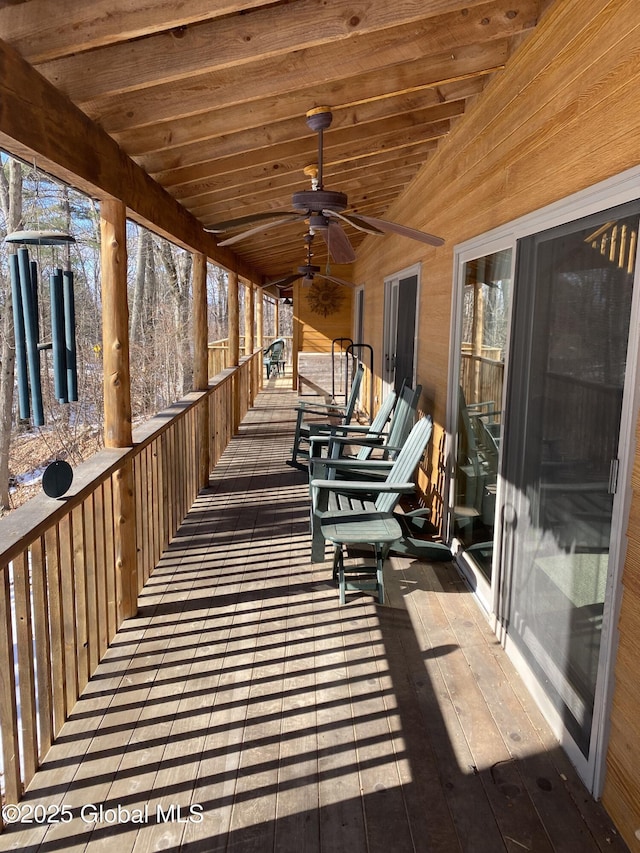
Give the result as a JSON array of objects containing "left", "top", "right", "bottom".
[
  {"left": 0, "top": 158, "right": 23, "bottom": 512},
  {"left": 155, "top": 238, "right": 192, "bottom": 396},
  {"left": 130, "top": 228, "right": 152, "bottom": 345}
]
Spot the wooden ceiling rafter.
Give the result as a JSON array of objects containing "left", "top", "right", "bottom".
[{"left": 0, "top": 0, "right": 546, "bottom": 278}]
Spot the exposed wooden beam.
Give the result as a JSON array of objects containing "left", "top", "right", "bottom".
[
  {"left": 171, "top": 119, "right": 451, "bottom": 203},
  {"left": 138, "top": 95, "right": 463, "bottom": 179},
  {"left": 0, "top": 0, "right": 270, "bottom": 64},
  {"left": 117, "top": 67, "right": 483, "bottom": 160},
  {"left": 0, "top": 36, "right": 262, "bottom": 282},
  {"left": 35, "top": 0, "right": 512, "bottom": 101},
  {"left": 88, "top": 32, "right": 514, "bottom": 133},
  {"left": 186, "top": 150, "right": 434, "bottom": 217}
]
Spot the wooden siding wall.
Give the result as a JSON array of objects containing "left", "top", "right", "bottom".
[
  {"left": 0, "top": 354, "right": 261, "bottom": 821},
  {"left": 350, "top": 0, "right": 640, "bottom": 848},
  {"left": 295, "top": 278, "right": 353, "bottom": 352}
]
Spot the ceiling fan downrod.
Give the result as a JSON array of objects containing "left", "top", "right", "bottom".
[{"left": 306, "top": 106, "right": 332, "bottom": 189}]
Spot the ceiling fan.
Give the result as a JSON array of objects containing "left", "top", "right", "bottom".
[
  {"left": 261, "top": 231, "right": 354, "bottom": 290},
  {"left": 206, "top": 106, "right": 444, "bottom": 263}
]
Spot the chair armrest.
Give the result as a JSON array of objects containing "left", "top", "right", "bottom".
[
  {"left": 327, "top": 424, "right": 385, "bottom": 436},
  {"left": 310, "top": 479, "right": 415, "bottom": 494},
  {"left": 308, "top": 424, "right": 342, "bottom": 436},
  {"left": 404, "top": 507, "right": 432, "bottom": 519},
  {"left": 295, "top": 400, "right": 347, "bottom": 415},
  {"left": 327, "top": 434, "right": 386, "bottom": 450},
  {"left": 313, "top": 457, "right": 395, "bottom": 473}
]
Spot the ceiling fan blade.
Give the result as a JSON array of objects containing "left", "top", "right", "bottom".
[
  {"left": 318, "top": 221, "right": 356, "bottom": 264},
  {"left": 217, "top": 215, "right": 303, "bottom": 247},
  {"left": 323, "top": 209, "right": 384, "bottom": 236},
  {"left": 261, "top": 273, "right": 301, "bottom": 289},
  {"left": 205, "top": 210, "right": 299, "bottom": 233},
  {"left": 350, "top": 214, "right": 445, "bottom": 247},
  {"left": 316, "top": 273, "right": 354, "bottom": 289}
]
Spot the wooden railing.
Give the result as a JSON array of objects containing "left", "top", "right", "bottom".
[
  {"left": 460, "top": 352, "right": 505, "bottom": 414},
  {"left": 208, "top": 335, "right": 292, "bottom": 378},
  {"left": 0, "top": 352, "right": 262, "bottom": 819}
]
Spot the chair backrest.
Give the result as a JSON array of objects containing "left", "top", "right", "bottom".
[
  {"left": 383, "top": 382, "right": 422, "bottom": 458},
  {"left": 341, "top": 361, "right": 365, "bottom": 424},
  {"left": 265, "top": 337, "right": 284, "bottom": 355},
  {"left": 375, "top": 415, "right": 433, "bottom": 514},
  {"left": 352, "top": 389, "right": 398, "bottom": 461},
  {"left": 269, "top": 339, "right": 285, "bottom": 362}
]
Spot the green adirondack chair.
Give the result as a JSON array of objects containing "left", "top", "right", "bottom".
[
  {"left": 290, "top": 361, "right": 365, "bottom": 466},
  {"left": 309, "top": 382, "right": 422, "bottom": 483},
  {"left": 310, "top": 415, "right": 434, "bottom": 602},
  {"left": 307, "top": 384, "right": 398, "bottom": 471}
]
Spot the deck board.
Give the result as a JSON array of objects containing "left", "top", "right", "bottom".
[{"left": 0, "top": 379, "right": 628, "bottom": 853}]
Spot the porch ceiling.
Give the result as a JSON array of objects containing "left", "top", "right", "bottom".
[{"left": 1, "top": 0, "right": 546, "bottom": 280}]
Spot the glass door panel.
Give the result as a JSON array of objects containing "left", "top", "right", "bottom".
[
  {"left": 502, "top": 206, "right": 638, "bottom": 760},
  {"left": 453, "top": 248, "right": 512, "bottom": 583}
]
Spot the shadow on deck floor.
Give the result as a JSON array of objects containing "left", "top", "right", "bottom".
[{"left": 0, "top": 378, "right": 627, "bottom": 852}]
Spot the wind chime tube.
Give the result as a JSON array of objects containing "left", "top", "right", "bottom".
[
  {"left": 63, "top": 270, "right": 78, "bottom": 402},
  {"left": 17, "top": 247, "right": 44, "bottom": 426},
  {"left": 30, "top": 259, "right": 39, "bottom": 344},
  {"left": 9, "top": 253, "right": 30, "bottom": 419},
  {"left": 50, "top": 269, "right": 68, "bottom": 403}
]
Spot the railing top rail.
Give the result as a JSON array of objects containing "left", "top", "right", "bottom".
[{"left": 0, "top": 353, "right": 260, "bottom": 568}]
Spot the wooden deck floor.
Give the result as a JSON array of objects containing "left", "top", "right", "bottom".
[{"left": 1, "top": 378, "right": 628, "bottom": 853}]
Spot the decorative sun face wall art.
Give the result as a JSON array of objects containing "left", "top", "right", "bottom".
[{"left": 305, "top": 280, "right": 345, "bottom": 317}]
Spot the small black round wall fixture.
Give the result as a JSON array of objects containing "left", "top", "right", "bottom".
[{"left": 42, "top": 459, "right": 74, "bottom": 499}]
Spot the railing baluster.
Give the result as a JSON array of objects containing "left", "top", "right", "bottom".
[
  {"left": 59, "top": 513, "right": 78, "bottom": 712},
  {"left": 93, "top": 483, "right": 109, "bottom": 660},
  {"left": 103, "top": 476, "right": 117, "bottom": 643},
  {"left": 13, "top": 551, "right": 38, "bottom": 785},
  {"left": 72, "top": 504, "right": 89, "bottom": 692},
  {"left": 45, "top": 525, "right": 66, "bottom": 733},
  {"left": 0, "top": 564, "right": 21, "bottom": 805},
  {"left": 30, "top": 536, "right": 54, "bottom": 758},
  {"left": 83, "top": 494, "right": 99, "bottom": 675}
]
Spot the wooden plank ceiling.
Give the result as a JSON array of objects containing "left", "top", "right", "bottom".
[{"left": 0, "top": 0, "right": 545, "bottom": 282}]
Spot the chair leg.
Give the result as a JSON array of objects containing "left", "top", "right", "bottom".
[
  {"left": 375, "top": 544, "right": 385, "bottom": 606},
  {"left": 311, "top": 520, "right": 326, "bottom": 563},
  {"left": 291, "top": 407, "right": 305, "bottom": 465},
  {"left": 337, "top": 548, "right": 346, "bottom": 605},
  {"left": 332, "top": 546, "right": 341, "bottom": 586}
]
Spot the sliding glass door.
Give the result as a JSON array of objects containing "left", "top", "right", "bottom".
[
  {"left": 451, "top": 248, "right": 512, "bottom": 593},
  {"left": 451, "top": 195, "right": 640, "bottom": 789},
  {"left": 501, "top": 203, "right": 639, "bottom": 778}
]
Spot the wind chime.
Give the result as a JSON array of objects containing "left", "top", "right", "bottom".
[{"left": 4, "top": 229, "right": 78, "bottom": 428}]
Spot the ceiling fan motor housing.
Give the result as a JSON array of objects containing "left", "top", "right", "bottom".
[
  {"left": 306, "top": 107, "right": 333, "bottom": 132},
  {"left": 292, "top": 189, "right": 347, "bottom": 213}
]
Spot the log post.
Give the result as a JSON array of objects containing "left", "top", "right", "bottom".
[
  {"left": 100, "top": 199, "right": 137, "bottom": 622},
  {"left": 256, "top": 285, "right": 264, "bottom": 349},
  {"left": 256, "top": 285, "right": 264, "bottom": 390},
  {"left": 228, "top": 270, "right": 241, "bottom": 432},
  {"left": 193, "top": 252, "right": 210, "bottom": 489},
  {"left": 292, "top": 281, "right": 301, "bottom": 391},
  {"left": 245, "top": 282, "right": 255, "bottom": 401},
  {"left": 245, "top": 281, "right": 255, "bottom": 356},
  {"left": 228, "top": 270, "right": 239, "bottom": 367}
]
